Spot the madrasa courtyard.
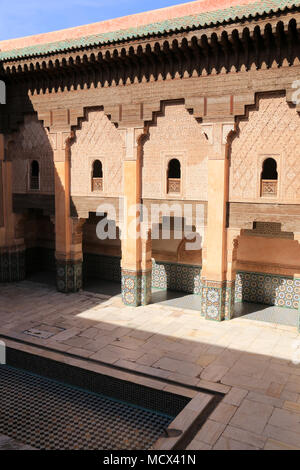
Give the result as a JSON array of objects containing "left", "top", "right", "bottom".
[{"left": 0, "top": 0, "right": 300, "bottom": 453}]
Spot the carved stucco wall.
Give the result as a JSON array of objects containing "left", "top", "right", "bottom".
[
  {"left": 10, "top": 114, "right": 54, "bottom": 194},
  {"left": 71, "top": 108, "right": 124, "bottom": 197},
  {"left": 229, "top": 95, "right": 300, "bottom": 203},
  {"left": 142, "top": 103, "right": 208, "bottom": 200}
]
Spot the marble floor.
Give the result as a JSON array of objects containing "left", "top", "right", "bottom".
[
  {"left": 0, "top": 280, "right": 300, "bottom": 450},
  {"left": 0, "top": 433, "right": 35, "bottom": 450},
  {"left": 27, "top": 272, "right": 299, "bottom": 326}
]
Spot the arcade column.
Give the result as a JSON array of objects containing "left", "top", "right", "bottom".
[
  {"left": 120, "top": 127, "right": 152, "bottom": 306},
  {"left": 0, "top": 134, "right": 25, "bottom": 282},
  {"left": 200, "top": 121, "right": 235, "bottom": 321},
  {"left": 51, "top": 131, "right": 82, "bottom": 293}
]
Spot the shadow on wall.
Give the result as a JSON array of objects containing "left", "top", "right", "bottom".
[
  {"left": 82, "top": 213, "right": 122, "bottom": 288},
  {"left": 24, "top": 212, "right": 55, "bottom": 276}
]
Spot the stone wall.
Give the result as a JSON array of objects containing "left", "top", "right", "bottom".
[
  {"left": 71, "top": 108, "right": 124, "bottom": 197},
  {"left": 236, "top": 234, "right": 300, "bottom": 277},
  {"left": 10, "top": 115, "right": 54, "bottom": 194},
  {"left": 229, "top": 95, "right": 300, "bottom": 204},
  {"left": 142, "top": 103, "right": 208, "bottom": 201}
]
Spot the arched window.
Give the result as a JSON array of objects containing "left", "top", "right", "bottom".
[
  {"left": 167, "top": 158, "right": 181, "bottom": 194},
  {"left": 92, "top": 160, "right": 103, "bottom": 191},
  {"left": 30, "top": 160, "right": 40, "bottom": 190},
  {"left": 261, "top": 158, "right": 278, "bottom": 197}
]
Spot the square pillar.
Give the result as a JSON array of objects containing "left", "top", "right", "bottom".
[
  {"left": 52, "top": 131, "right": 83, "bottom": 293},
  {"left": 56, "top": 258, "right": 82, "bottom": 293},
  {"left": 122, "top": 268, "right": 151, "bottom": 306},
  {"left": 0, "top": 134, "right": 26, "bottom": 282},
  {"left": 120, "top": 127, "right": 152, "bottom": 306},
  {"left": 56, "top": 217, "right": 85, "bottom": 293},
  {"left": 200, "top": 121, "right": 235, "bottom": 321},
  {"left": 201, "top": 279, "right": 235, "bottom": 321}
]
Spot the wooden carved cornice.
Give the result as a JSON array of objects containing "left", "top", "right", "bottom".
[
  {"left": 0, "top": 12, "right": 299, "bottom": 134},
  {"left": 1, "top": 14, "right": 299, "bottom": 94}
]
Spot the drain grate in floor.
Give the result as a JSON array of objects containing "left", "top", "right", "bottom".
[
  {"left": 0, "top": 365, "right": 172, "bottom": 450},
  {"left": 23, "top": 324, "right": 65, "bottom": 339}
]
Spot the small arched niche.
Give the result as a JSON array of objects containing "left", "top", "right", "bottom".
[
  {"left": 167, "top": 158, "right": 181, "bottom": 194},
  {"left": 92, "top": 159, "right": 103, "bottom": 192},
  {"left": 261, "top": 158, "right": 278, "bottom": 197},
  {"left": 30, "top": 160, "right": 40, "bottom": 190}
]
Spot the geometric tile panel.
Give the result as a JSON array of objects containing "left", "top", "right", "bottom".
[
  {"left": 56, "top": 259, "right": 83, "bottom": 293},
  {"left": 122, "top": 270, "right": 140, "bottom": 306},
  {"left": 201, "top": 282, "right": 224, "bottom": 321},
  {"left": 141, "top": 270, "right": 152, "bottom": 306},
  {"left": 224, "top": 281, "right": 235, "bottom": 321},
  {"left": 235, "top": 271, "right": 300, "bottom": 310},
  {"left": 122, "top": 269, "right": 152, "bottom": 307},
  {"left": 201, "top": 280, "right": 235, "bottom": 322},
  {"left": 0, "top": 366, "right": 171, "bottom": 450},
  {"left": 0, "top": 247, "right": 25, "bottom": 282},
  {"left": 152, "top": 260, "right": 201, "bottom": 294}
]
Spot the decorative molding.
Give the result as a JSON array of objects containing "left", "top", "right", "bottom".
[{"left": 236, "top": 260, "right": 300, "bottom": 277}]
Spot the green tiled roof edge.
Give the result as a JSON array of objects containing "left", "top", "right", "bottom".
[{"left": 0, "top": 0, "right": 298, "bottom": 61}]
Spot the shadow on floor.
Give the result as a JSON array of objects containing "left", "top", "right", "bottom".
[
  {"left": 84, "top": 279, "right": 121, "bottom": 297},
  {"left": 26, "top": 271, "right": 56, "bottom": 287},
  {"left": 24, "top": 275, "right": 298, "bottom": 327},
  {"left": 26, "top": 273, "right": 122, "bottom": 297},
  {"left": 151, "top": 289, "right": 202, "bottom": 311},
  {"left": 233, "top": 302, "right": 298, "bottom": 327}
]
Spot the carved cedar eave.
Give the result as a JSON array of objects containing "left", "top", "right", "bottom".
[
  {"left": 74, "top": 87, "right": 300, "bottom": 140},
  {"left": 2, "top": 9, "right": 299, "bottom": 68},
  {"left": 186, "top": 81, "right": 300, "bottom": 124},
  {"left": 185, "top": 93, "right": 256, "bottom": 121},
  {"left": 36, "top": 107, "right": 85, "bottom": 132},
  {"left": 5, "top": 85, "right": 296, "bottom": 136},
  {"left": 2, "top": 14, "right": 300, "bottom": 95}
]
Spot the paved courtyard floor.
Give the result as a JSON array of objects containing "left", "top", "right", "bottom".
[
  {"left": 0, "top": 280, "right": 300, "bottom": 450},
  {"left": 0, "top": 433, "right": 34, "bottom": 450}
]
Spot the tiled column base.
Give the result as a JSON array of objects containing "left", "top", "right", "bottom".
[
  {"left": 201, "top": 279, "right": 235, "bottom": 321},
  {"left": 0, "top": 246, "right": 25, "bottom": 282},
  {"left": 224, "top": 280, "right": 235, "bottom": 320},
  {"left": 122, "top": 269, "right": 152, "bottom": 307},
  {"left": 56, "top": 259, "right": 82, "bottom": 293}
]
